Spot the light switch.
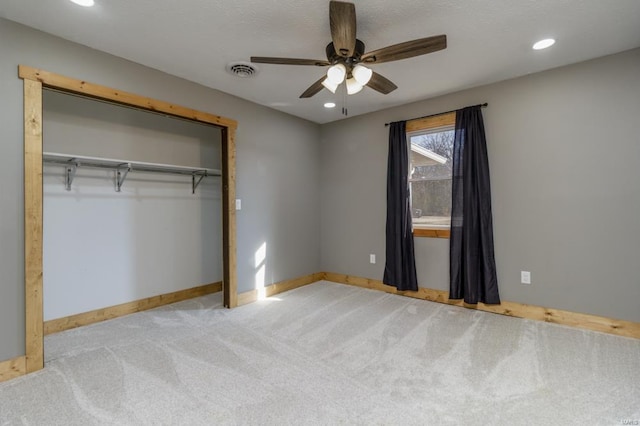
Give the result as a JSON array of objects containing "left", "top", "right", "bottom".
[{"left": 235, "top": 199, "right": 241, "bottom": 210}]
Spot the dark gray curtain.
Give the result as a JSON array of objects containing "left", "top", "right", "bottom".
[
  {"left": 449, "top": 106, "right": 500, "bottom": 304},
  {"left": 383, "top": 121, "right": 418, "bottom": 291}
]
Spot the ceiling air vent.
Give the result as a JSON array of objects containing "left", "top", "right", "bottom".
[{"left": 226, "top": 62, "right": 258, "bottom": 78}]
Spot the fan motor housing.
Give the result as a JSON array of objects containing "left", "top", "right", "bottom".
[{"left": 326, "top": 39, "right": 365, "bottom": 64}]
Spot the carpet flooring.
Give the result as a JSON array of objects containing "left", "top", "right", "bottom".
[{"left": 1, "top": 281, "right": 639, "bottom": 425}]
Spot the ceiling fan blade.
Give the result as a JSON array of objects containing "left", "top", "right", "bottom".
[
  {"left": 251, "top": 57, "right": 330, "bottom": 66},
  {"left": 366, "top": 72, "right": 398, "bottom": 94},
  {"left": 361, "top": 35, "right": 447, "bottom": 64},
  {"left": 300, "top": 76, "right": 327, "bottom": 98},
  {"left": 330, "top": 1, "right": 357, "bottom": 57}
]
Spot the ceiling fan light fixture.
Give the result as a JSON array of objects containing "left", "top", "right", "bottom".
[
  {"left": 346, "top": 77, "right": 363, "bottom": 95},
  {"left": 352, "top": 64, "right": 372, "bottom": 86},
  {"left": 326, "top": 63, "right": 347, "bottom": 85},
  {"left": 321, "top": 78, "right": 339, "bottom": 94},
  {"left": 251, "top": 2, "right": 446, "bottom": 99}
]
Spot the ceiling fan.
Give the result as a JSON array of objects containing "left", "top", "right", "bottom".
[{"left": 250, "top": 1, "right": 447, "bottom": 98}]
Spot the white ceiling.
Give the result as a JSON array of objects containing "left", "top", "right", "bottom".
[{"left": 2, "top": 0, "right": 639, "bottom": 124}]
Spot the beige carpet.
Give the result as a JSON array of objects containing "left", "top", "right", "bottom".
[{"left": 1, "top": 281, "right": 639, "bottom": 425}]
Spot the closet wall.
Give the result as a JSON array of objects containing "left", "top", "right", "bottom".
[{"left": 42, "top": 91, "right": 222, "bottom": 320}]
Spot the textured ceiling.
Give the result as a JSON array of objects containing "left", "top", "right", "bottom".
[{"left": 2, "top": 0, "right": 640, "bottom": 124}]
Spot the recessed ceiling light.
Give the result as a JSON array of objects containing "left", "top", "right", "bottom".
[
  {"left": 70, "top": 0, "right": 95, "bottom": 6},
  {"left": 324, "top": 102, "right": 336, "bottom": 109},
  {"left": 533, "top": 38, "right": 555, "bottom": 50}
]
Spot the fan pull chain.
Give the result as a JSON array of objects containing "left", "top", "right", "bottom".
[{"left": 341, "top": 85, "right": 348, "bottom": 116}]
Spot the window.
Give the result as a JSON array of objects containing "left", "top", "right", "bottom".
[{"left": 406, "top": 112, "right": 456, "bottom": 237}]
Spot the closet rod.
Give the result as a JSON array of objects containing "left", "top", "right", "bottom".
[
  {"left": 43, "top": 152, "right": 220, "bottom": 193},
  {"left": 43, "top": 152, "right": 220, "bottom": 175}
]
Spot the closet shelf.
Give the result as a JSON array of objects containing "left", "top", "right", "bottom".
[{"left": 43, "top": 152, "right": 221, "bottom": 193}]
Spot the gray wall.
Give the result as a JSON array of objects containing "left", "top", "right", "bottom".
[
  {"left": 0, "top": 18, "right": 321, "bottom": 362},
  {"left": 320, "top": 48, "right": 640, "bottom": 323}
]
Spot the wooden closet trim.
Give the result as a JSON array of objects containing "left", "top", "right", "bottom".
[{"left": 19, "top": 65, "right": 238, "bottom": 374}]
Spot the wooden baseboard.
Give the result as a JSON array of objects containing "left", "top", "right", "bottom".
[
  {"left": 0, "top": 356, "right": 26, "bottom": 383},
  {"left": 11, "top": 271, "right": 637, "bottom": 386},
  {"left": 238, "top": 272, "right": 324, "bottom": 306},
  {"left": 44, "top": 281, "right": 223, "bottom": 335},
  {"left": 323, "top": 272, "right": 640, "bottom": 340}
]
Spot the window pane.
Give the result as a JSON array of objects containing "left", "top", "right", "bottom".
[{"left": 409, "top": 128, "right": 454, "bottom": 228}]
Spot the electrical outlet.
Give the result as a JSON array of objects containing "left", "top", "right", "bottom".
[
  {"left": 521, "top": 271, "right": 531, "bottom": 284},
  {"left": 370, "top": 254, "right": 376, "bottom": 264}
]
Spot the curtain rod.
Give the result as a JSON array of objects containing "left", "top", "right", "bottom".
[{"left": 384, "top": 103, "right": 488, "bottom": 127}]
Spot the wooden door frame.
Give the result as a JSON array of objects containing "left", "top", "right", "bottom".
[{"left": 19, "top": 65, "right": 238, "bottom": 373}]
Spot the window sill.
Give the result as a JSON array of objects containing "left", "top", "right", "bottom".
[{"left": 413, "top": 228, "right": 450, "bottom": 239}]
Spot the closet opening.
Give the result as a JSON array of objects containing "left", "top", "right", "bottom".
[{"left": 20, "top": 65, "right": 237, "bottom": 374}]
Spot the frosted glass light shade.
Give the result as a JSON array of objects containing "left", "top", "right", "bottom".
[
  {"left": 326, "top": 64, "right": 346, "bottom": 85},
  {"left": 321, "top": 78, "right": 338, "bottom": 94},
  {"left": 346, "top": 77, "right": 363, "bottom": 95},
  {"left": 352, "top": 65, "right": 372, "bottom": 86}
]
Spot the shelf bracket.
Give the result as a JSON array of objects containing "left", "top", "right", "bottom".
[
  {"left": 65, "top": 161, "right": 78, "bottom": 191},
  {"left": 115, "top": 163, "right": 131, "bottom": 192},
  {"left": 192, "top": 171, "right": 207, "bottom": 194}
]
